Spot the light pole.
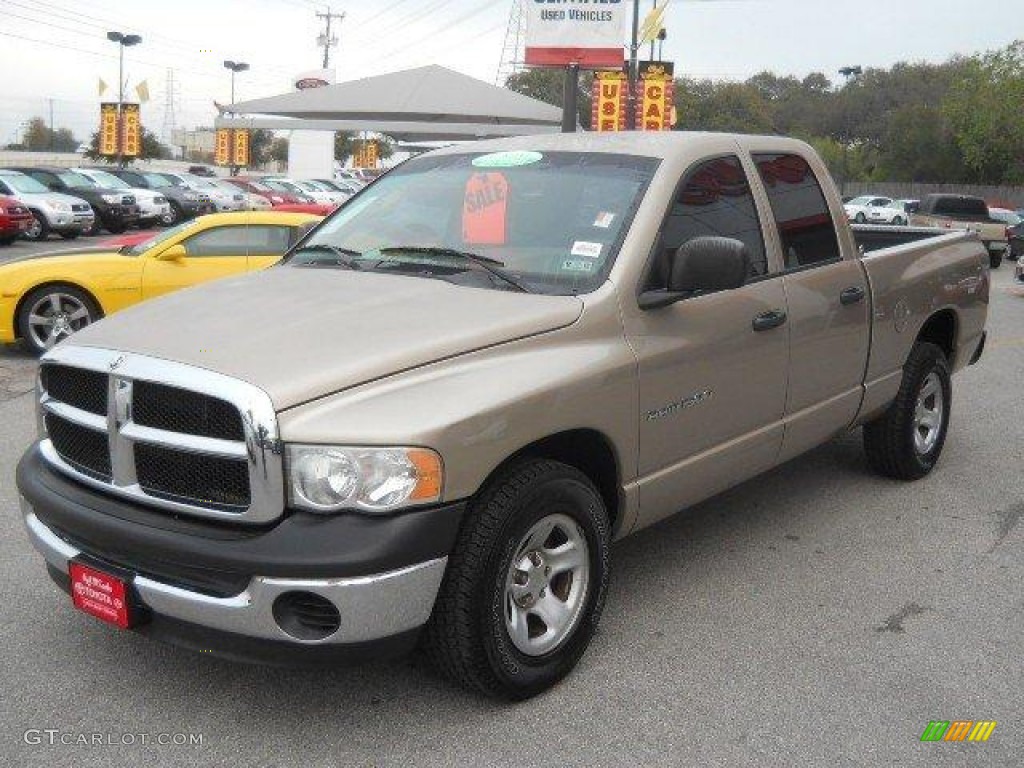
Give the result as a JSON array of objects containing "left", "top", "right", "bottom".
[
  {"left": 838, "top": 65, "right": 862, "bottom": 192},
  {"left": 107, "top": 31, "right": 142, "bottom": 168},
  {"left": 223, "top": 61, "right": 249, "bottom": 175}
]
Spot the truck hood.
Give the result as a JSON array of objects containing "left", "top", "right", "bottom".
[{"left": 67, "top": 267, "right": 584, "bottom": 409}]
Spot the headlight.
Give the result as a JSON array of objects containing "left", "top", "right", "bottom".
[
  {"left": 101, "top": 194, "right": 121, "bottom": 204},
  {"left": 47, "top": 199, "right": 71, "bottom": 212},
  {"left": 183, "top": 192, "right": 199, "bottom": 202},
  {"left": 287, "top": 445, "right": 442, "bottom": 514}
]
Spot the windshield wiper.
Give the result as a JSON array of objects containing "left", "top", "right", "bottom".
[
  {"left": 291, "top": 244, "right": 364, "bottom": 270},
  {"left": 377, "top": 247, "right": 531, "bottom": 293}
]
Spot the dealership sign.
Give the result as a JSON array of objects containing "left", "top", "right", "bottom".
[{"left": 525, "top": 0, "right": 626, "bottom": 69}]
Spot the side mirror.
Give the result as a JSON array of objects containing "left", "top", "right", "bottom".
[
  {"left": 157, "top": 244, "right": 187, "bottom": 261},
  {"left": 640, "top": 237, "right": 750, "bottom": 310}
]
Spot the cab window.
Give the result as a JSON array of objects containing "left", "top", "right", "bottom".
[{"left": 753, "top": 153, "right": 841, "bottom": 270}]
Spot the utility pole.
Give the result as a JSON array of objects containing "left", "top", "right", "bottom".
[
  {"left": 48, "top": 99, "right": 54, "bottom": 151},
  {"left": 316, "top": 8, "right": 345, "bottom": 69},
  {"left": 627, "top": 0, "right": 641, "bottom": 130}
]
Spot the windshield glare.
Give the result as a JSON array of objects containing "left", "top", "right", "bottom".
[
  {"left": 58, "top": 171, "right": 95, "bottom": 189},
  {"left": 848, "top": 196, "right": 872, "bottom": 206},
  {"left": 3, "top": 174, "right": 50, "bottom": 193},
  {"left": 126, "top": 219, "right": 196, "bottom": 256},
  {"left": 288, "top": 151, "right": 658, "bottom": 295},
  {"left": 142, "top": 173, "right": 171, "bottom": 188},
  {"left": 85, "top": 171, "right": 129, "bottom": 189}
]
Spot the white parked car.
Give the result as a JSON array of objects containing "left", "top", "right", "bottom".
[
  {"left": 158, "top": 172, "right": 247, "bottom": 213},
  {"left": 74, "top": 167, "right": 172, "bottom": 227},
  {"left": 844, "top": 196, "right": 908, "bottom": 225},
  {"left": 206, "top": 178, "right": 271, "bottom": 211},
  {"left": 0, "top": 169, "right": 95, "bottom": 240},
  {"left": 317, "top": 178, "right": 362, "bottom": 196}
]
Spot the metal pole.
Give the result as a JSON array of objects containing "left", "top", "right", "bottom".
[
  {"left": 117, "top": 42, "right": 124, "bottom": 167},
  {"left": 48, "top": 99, "right": 54, "bottom": 151},
  {"left": 561, "top": 63, "right": 580, "bottom": 133},
  {"left": 649, "top": 1, "right": 657, "bottom": 61},
  {"left": 628, "top": 0, "right": 641, "bottom": 130}
]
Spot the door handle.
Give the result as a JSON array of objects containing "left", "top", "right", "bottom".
[
  {"left": 840, "top": 286, "right": 866, "bottom": 305},
  {"left": 752, "top": 309, "right": 787, "bottom": 332}
]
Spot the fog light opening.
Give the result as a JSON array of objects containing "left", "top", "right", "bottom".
[{"left": 272, "top": 591, "right": 341, "bottom": 641}]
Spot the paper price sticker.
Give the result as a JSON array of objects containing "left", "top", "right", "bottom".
[{"left": 571, "top": 241, "right": 603, "bottom": 259}]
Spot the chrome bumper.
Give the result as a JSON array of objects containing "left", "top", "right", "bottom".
[{"left": 22, "top": 501, "right": 446, "bottom": 645}]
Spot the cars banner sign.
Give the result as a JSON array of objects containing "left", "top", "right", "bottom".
[
  {"left": 122, "top": 104, "right": 141, "bottom": 157},
  {"left": 215, "top": 128, "right": 251, "bottom": 167},
  {"left": 636, "top": 64, "right": 674, "bottom": 131},
  {"left": 524, "top": 0, "right": 626, "bottom": 69}
]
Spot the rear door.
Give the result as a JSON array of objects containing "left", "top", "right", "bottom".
[
  {"left": 751, "top": 152, "right": 870, "bottom": 462},
  {"left": 625, "top": 154, "right": 790, "bottom": 528}
]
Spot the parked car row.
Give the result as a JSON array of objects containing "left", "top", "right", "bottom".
[{"left": 843, "top": 196, "right": 916, "bottom": 225}]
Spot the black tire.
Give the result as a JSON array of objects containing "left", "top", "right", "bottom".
[
  {"left": 23, "top": 211, "right": 49, "bottom": 241},
  {"left": 855, "top": 212, "right": 866, "bottom": 224},
  {"left": 87, "top": 217, "right": 103, "bottom": 236},
  {"left": 989, "top": 251, "right": 1003, "bottom": 269},
  {"left": 422, "top": 459, "right": 611, "bottom": 700},
  {"left": 107, "top": 223, "right": 127, "bottom": 235},
  {"left": 164, "top": 202, "right": 182, "bottom": 225},
  {"left": 0, "top": 235, "right": 16, "bottom": 246},
  {"left": 864, "top": 342, "right": 952, "bottom": 481},
  {"left": 59, "top": 232, "right": 79, "bottom": 241},
  {"left": 16, "top": 284, "right": 101, "bottom": 355}
]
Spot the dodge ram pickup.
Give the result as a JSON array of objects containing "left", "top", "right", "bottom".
[{"left": 17, "top": 133, "right": 989, "bottom": 700}]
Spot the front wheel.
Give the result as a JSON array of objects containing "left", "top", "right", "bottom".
[
  {"left": 854, "top": 212, "right": 866, "bottom": 224},
  {"left": 17, "top": 285, "right": 100, "bottom": 355},
  {"left": 989, "top": 251, "right": 1003, "bottom": 269},
  {"left": 23, "top": 212, "right": 49, "bottom": 241},
  {"left": 893, "top": 216, "right": 906, "bottom": 226},
  {"left": 59, "top": 232, "right": 79, "bottom": 241},
  {"left": 422, "top": 459, "right": 610, "bottom": 699},
  {"left": 864, "top": 342, "right": 951, "bottom": 480}
]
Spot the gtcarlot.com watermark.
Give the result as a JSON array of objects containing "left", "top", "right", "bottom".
[{"left": 24, "top": 729, "right": 203, "bottom": 747}]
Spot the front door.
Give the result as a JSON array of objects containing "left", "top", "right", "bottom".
[
  {"left": 142, "top": 222, "right": 256, "bottom": 300},
  {"left": 624, "top": 155, "right": 790, "bottom": 530}
]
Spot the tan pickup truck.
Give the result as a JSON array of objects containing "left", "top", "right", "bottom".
[
  {"left": 909, "top": 193, "right": 1008, "bottom": 268},
  {"left": 17, "top": 133, "right": 989, "bottom": 699}
]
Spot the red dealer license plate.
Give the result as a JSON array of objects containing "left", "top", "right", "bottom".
[{"left": 69, "top": 562, "right": 132, "bottom": 629}]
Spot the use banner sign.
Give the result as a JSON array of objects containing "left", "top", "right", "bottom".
[{"left": 524, "top": 0, "right": 626, "bottom": 69}]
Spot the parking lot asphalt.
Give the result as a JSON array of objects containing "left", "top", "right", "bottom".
[{"left": 0, "top": 266, "right": 1021, "bottom": 768}]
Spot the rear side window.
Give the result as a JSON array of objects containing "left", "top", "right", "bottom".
[
  {"left": 648, "top": 155, "right": 768, "bottom": 289},
  {"left": 933, "top": 197, "right": 987, "bottom": 217},
  {"left": 753, "top": 153, "right": 841, "bottom": 270}
]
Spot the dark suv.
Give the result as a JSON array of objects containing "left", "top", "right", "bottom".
[
  {"left": 101, "top": 168, "right": 215, "bottom": 224},
  {"left": 4, "top": 166, "right": 140, "bottom": 235}
]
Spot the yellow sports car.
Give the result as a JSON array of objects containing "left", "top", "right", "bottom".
[{"left": 0, "top": 211, "right": 321, "bottom": 353}]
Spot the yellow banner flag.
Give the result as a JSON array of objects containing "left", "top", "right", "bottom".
[
  {"left": 135, "top": 80, "right": 150, "bottom": 103},
  {"left": 98, "top": 78, "right": 108, "bottom": 98},
  {"left": 640, "top": 0, "right": 671, "bottom": 44}
]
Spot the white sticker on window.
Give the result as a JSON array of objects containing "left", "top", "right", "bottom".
[
  {"left": 562, "top": 259, "right": 595, "bottom": 273},
  {"left": 571, "top": 241, "right": 603, "bottom": 259},
  {"left": 593, "top": 212, "right": 615, "bottom": 229}
]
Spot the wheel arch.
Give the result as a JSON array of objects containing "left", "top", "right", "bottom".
[
  {"left": 915, "top": 308, "right": 958, "bottom": 363},
  {"left": 484, "top": 428, "right": 622, "bottom": 535},
  {"left": 13, "top": 281, "right": 105, "bottom": 341}
]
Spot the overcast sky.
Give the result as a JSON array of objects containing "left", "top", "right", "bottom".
[{"left": 1, "top": 0, "right": 1019, "bottom": 146}]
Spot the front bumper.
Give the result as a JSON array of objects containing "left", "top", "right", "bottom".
[{"left": 18, "top": 446, "right": 465, "bottom": 663}]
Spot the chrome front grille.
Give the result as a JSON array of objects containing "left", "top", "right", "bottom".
[{"left": 37, "top": 347, "right": 284, "bottom": 524}]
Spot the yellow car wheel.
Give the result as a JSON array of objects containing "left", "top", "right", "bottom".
[{"left": 17, "top": 284, "right": 100, "bottom": 355}]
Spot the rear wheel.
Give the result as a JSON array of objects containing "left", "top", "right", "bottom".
[
  {"left": 17, "top": 285, "right": 100, "bottom": 355},
  {"left": 162, "top": 203, "right": 181, "bottom": 225},
  {"left": 23, "top": 212, "right": 49, "bottom": 241},
  {"left": 864, "top": 342, "right": 951, "bottom": 480},
  {"left": 422, "top": 459, "right": 610, "bottom": 700},
  {"left": 854, "top": 212, "right": 866, "bottom": 224},
  {"left": 893, "top": 216, "right": 906, "bottom": 226}
]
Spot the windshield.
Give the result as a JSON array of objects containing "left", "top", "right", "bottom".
[
  {"left": 2, "top": 173, "right": 50, "bottom": 193},
  {"left": 142, "top": 173, "right": 172, "bottom": 189},
  {"left": 57, "top": 171, "right": 96, "bottom": 190},
  {"left": 126, "top": 219, "right": 197, "bottom": 256},
  {"left": 183, "top": 175, "right": 217, "bottom": 189},
  {"left": 286, "top": 150, "right": 659, "bottom": 295},
  {"left": 83, "top": 170, "right": 129, "bottom": 189},
  {"left": 263, "top": 180, "right": 295, "bottom": 194},
  {"left": 848, "top": 196, "right": 872, "bottom": 206}
]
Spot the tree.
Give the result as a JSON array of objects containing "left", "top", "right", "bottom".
[
  {"left": 84, "top": 128, "right": 171, "bottom": 163},
  {"left": 335, "top": 132, "right": 396, "bottom": 165},
  {"left": 505, "top": 68, "right": 594, "bottom": 129},
  {"left": 269, "top": 137, "right": 289, "bottom": 165},
  {"left": 19, "top": 117, "right": 79, "bottom": 151},
  {"left": 249, "top": 129, "right": 274, "bottom": 166}
]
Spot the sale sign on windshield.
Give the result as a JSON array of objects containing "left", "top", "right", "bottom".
[{"left": 524, "top": 0, "right": 627, "bottom": 69}]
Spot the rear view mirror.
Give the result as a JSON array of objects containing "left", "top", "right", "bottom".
[
  {"left": 640, "top": 236, "right": 750, "bottom": 309},
  {"left": 157, "top": 244, "right": 187, "bottom": 261}
]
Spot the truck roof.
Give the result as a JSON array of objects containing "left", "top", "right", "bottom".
[{"left": 429, "top": 131, "right": 810, "bottom": 160}]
